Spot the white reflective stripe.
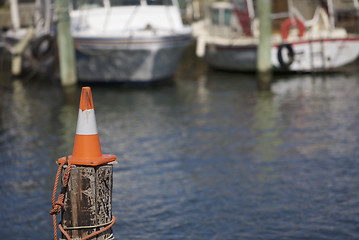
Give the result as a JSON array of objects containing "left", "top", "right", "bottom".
[{"left": 76, "top": 109, "right": 98, "bottom": 135}]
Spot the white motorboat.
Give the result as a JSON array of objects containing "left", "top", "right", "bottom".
[
  {"left": 193, "top": 0, "right": 359, "bottom": 72},
  {"left": 71, "top": 0, "right": 192, "bottom": 83}
]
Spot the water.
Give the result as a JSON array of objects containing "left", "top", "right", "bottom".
[{"left": 1, "top": 53, "right": 359, "bottom": 239}]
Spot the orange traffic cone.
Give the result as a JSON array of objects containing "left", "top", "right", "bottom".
[{"left": 58, "top": 87, "right": 116, "bottom": 166}]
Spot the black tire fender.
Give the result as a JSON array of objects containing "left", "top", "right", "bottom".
[
  {"left": 277, "top": 43, "right": 295, "bottom": 70},
  {"left": 31, "top": 34, "right": 55, "bottom": 60}
]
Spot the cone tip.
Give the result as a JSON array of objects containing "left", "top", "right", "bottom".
[{"left": 79, "top": 87, "right": 94, "bottom": 110}]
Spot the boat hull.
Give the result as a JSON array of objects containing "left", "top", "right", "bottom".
[
  {"left": 204, "top": 38, "right": 359, "bottom": 72},
  {"left": 74, "top": 35, "right": 191, "bottom": 83},
  {"left": 205, "top": 44, "right": 257, "bottom": 71}
]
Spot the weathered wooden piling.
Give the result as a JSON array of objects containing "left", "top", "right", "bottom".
[
  {"left": 55, "top": 0, "right": 77, "bottom": 86},
  {"left": 256, "top": 0, "right": 272, "bottom": 91},
  {"left": 61, "top": 165, "right": 114, "bottom": 240},
  {"left": 11, "top": 27, "right": 34, "bottom": 76},
  {"left": 9, "top": 0, "right": 21, "bottom": 30}
]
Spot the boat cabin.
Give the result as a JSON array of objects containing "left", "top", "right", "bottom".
[
  {"left": 203, "top": 0, "right": 349, "bottom": 40},
  {"left": 205, "top": 2, "right": 243, "bottom": 38},
  {"left": 70, "top": 0, "right": 187, "bottom": 36}
]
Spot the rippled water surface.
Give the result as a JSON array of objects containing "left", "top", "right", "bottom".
[{"left": 1, "top": 54, "right": 359, "bottom": 239}]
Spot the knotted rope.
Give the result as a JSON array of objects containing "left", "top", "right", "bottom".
[{"left": 50, "top": 156, "right": 72, "bottom": 240}]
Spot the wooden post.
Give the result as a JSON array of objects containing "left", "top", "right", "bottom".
[
  {"left": 9, "top": 0, "right": 20, "bottom": 31},
  {"left": 55, "top": 0, "right": 77, "bottom": 86},
  {"left": 61, "top": 165, "right": 114, "bottom": 240},
  {"left": 256, "top": 0, "right": 272, "bottom": 91},
  {"left": 11, "top": 27, "right": 34, "bottom": 76}
]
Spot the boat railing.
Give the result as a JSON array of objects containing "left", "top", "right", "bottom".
[
  {"left": 267, "top": 4, "right": 334, "bottom": 41},
  {"left": 290, "top": 6, "right": 330, "bottom": 29}
]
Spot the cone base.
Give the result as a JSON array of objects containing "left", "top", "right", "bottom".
[{"left": 58, "top": 154, "right": 116, "bottom": 166}]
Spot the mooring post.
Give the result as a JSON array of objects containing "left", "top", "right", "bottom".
[
  {"left": 256, "top": 0, "right": 272, "bottom": 91},
  {"left": 55, "top": 0, "right": 77, "bottom": 86},
  {"left": 11, "top": 27, "right": 34, "bottom": 76},
  {"left": 9, "top": 0, "right": 21, "bottom": 31},
  {"left": 51, "top": 87, "right": 116, "bottom": 240},
  {"left": 60, "top": 165, "right": 114, "bottom": 239}
]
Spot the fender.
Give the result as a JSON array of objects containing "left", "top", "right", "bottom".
[
  {"left": 277, "top": 43, "right": 295, "bottom": 70},
  {"left": 31, "top": 34, "right": 55, "bottom": 60}
]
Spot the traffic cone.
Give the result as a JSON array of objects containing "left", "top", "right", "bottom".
[{"left": 58, "top": 87, "right": 116, "bottom": 166}]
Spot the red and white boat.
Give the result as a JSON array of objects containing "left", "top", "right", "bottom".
[{"left": 193, "top": 0, "right": 359, "bottom": 72}]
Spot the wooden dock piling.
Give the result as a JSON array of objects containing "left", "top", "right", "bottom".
[
  {"left": 61, "top": 165, "right": 114, "bottom": 240},
  {"left": 55, "top": 0, "right": 77, "bottom": 86},
  {"left": 256, "top": 0, "right": 272, "bottom": 91}
]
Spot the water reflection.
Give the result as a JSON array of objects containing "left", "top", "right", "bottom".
[
  {"left": 272, "top": 74, "right": 359, "bottom": 158},
  {"left": 196, "top": 75, "right": 209, "bottom": 104},
  {"left": 252, "top": 92, "right": 282, "bottom": 162},
  {"left": 58, "top": 86, "right": 79, "bottom": 155},
  {"left": 0, "top": 76, "right": 65, "bottom": 239}
]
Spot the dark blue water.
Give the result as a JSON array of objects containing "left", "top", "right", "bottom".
[{"left": 1, "top": 54, "right": 359, "bottom": 239}]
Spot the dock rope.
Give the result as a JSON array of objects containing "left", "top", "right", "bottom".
[
  {"left": 59, "top": 216, "right": 116, "bottom": 240},
  {"left": 62, "top": 217, "right": 115, "bottom": 230},
  {"left": 50, "top": 156, "right": 116, "bottom": 240},
  {"left": 49, "top": 155, "right": 72, "bottom": 240}
]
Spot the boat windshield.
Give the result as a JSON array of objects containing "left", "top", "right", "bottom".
[
  {"left": 72, "top": 0, "right": 104, "bottom": 10},
  {"left": 111, "top": 0, "right": 141, "bottom": 6},
  {"left": 210, "top": 7, "right": 232, "bottom": 26},
  {"left": 211, "top": 8, "right": 220, "bottom": 24},
  {"left": 146, "top": 0, "right": 173, "bottom": 5},
  {"left": 224, "top": 9, "right": 232, "bottom": 26},
  {"left": 72, "top": 0, "right": 141, "bottom": 9}
]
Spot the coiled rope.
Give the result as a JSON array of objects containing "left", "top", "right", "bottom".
[{"left": 50, "top": 156, "right": 116, "bottom": 240}]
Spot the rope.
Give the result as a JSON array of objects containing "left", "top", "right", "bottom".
[
  {"left": 59, "top": 216, "right": 116, "bottom": 240},
  {"left": 62, "top": 217, "right": 115, "bottom": 230},
  {"left": 49, "top": 155, "right": 72, "bottom": 240},
  {"left": 49, "top": 155, "right": 116, "bottom": 240}
]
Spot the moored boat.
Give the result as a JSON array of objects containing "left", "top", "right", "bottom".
[
  {"left": 71, "top": 0, "right": 192, "bottom": 83},
  {"left": 193, "top": 0, "right": 359, "bottom": 72}
]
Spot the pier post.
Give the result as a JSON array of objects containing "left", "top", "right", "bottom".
[
  {"left": 51, "top": 87, "right": 116, "bottom": 240},
  {"left": 11, "top": 27, "right": 34, "bottom": 76},
  {"left": 256, "top": 0, "right": 272, "bottom": 91},
  {"left": 9, "top": 0, "right": 20, "bottom": 31},
  {"left": 60, "top": 165, "right": 114, "bottom": 239},
  {"left": 55, "top": 0, "right": 77, "bottom": 86}
]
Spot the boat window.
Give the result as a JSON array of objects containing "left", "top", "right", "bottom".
[
  {"left": 211, "top": 8, "right": 220, "bottom": 25},
  {"left": 224, "top": 9, "right": 232, "bottom": 26},
  {"left": 146, "top": 0, "right": 173, "bottom": 5},
  {"left": 72, "top": 0, "right": 104, "bottom": 10},
  {"left": 111, "top": 0, "right": 141, "bottom": 6},
  {"left": 233, "top": 0, "right": 247, "bottom": 11}
]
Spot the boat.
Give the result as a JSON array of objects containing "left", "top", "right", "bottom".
[
  {"left": 192, "top": 0, "right": 359, "bottom": 72},
  {"left": 70, "top": 0, "right": 192, "bottom": 83},
  {"left": 2, "top": 0, "right": 55, "bottom": 76}
]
